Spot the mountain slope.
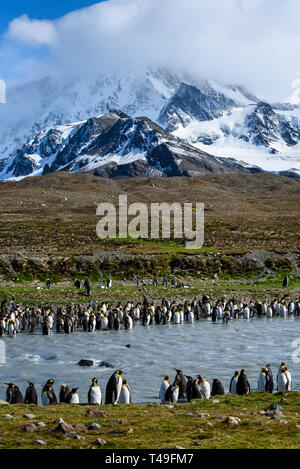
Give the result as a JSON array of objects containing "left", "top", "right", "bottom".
[
  {"left": 1, "top": 68, "right": 300, "bottom": 179},
  {"left": 2, "top": 110, "right": 264, "bottom": 180}
]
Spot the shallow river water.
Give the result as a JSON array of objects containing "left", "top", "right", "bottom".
[{"left": 0, "top": 316, "right": 299, "bottom": 404}]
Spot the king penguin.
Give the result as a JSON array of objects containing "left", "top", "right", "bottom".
[
  {"left": 24, "top": 382, "right": 38, "bottom": 404},
  {"left": 119, "top": 379, "right": 131, "bottom": 404},
  {"left": 5, "top": 383, "right": 15, "bottom": 403},
  {"left": 257, "top": 368, "right": 267, "bottom": 391},
  {"left": 59, "top": 385, "right": 71, "bottom": 403},
  {"left": 105, "top": 370, "right": 124, "bottom": 405},
  {"left": 11, "top": 386, "right": 24, "bottom": 404},
  {"left": 88, "top": 378, "right": 102, "bottom": 405},
  {"left": 159, "top": 376, "right": 170, "bottom": 403},
  {"left": 174, "top": 369, "right": 187, "bottom": 399},
  {"left": 229, "top": 371, "right": 239, "bottom": 395},
  {"left": 197, "top": 375, "right": 211, "bottom": 399},
  {"left": 164, "top": 381, "right": 179, "bottom": 403},
  {"left": 211, "top": 379, "right": 225, "bottom": 396},
  {"left": 265, "top": 365, "right": 274, "bottom": 394},
  {"left": 41, "top": 379, "right": 57, "bottom": 406},
  {"left": 236, "top": 369, "right": 250, "bottom": 395}
]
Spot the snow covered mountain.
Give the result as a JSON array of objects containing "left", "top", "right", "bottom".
[
  {"left": 1, "top": 68, "right": 300, "bottom": 180},
  {"left": 2, "top": 110, "right": 265, "bottom": 180}
]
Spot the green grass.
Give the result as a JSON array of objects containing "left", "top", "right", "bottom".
[
  {"left": 0, "top": 272, "right": 299, "bottom": 306},
  {"left": 0, "top": 392, "right": 299, "bottom": 449}
]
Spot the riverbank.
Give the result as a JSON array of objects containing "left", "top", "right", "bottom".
[{"left": 0, "top": 392, "right": 299, "bottom": 449}]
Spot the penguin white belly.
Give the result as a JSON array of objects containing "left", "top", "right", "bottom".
[
  {"left": 266, "top": 307, "right": 273, "bottom": 318},
  {"left": 278, "top": 374, "right": 288, "bottom": 391},
  {"left": 230, "top": 379, "right": 237, "bottom": 395},
  {"left": 243, "top": 307, "right": 250, "bottom": 319},
  {"left": 115, "top": 377, "right": 122, "bottom": 404},
  {"left": 173, "top": 312, "right": 180, "bottom": 324},
  {"left": 200, "top": 381, "right": 211, "bottom": 399},
  {"left": 101, "top": 317, "right": 108, "bottom": 330},
  {"left": 172, "top": 387, "right": 179, "bottom": 403},
  {"left": 258, "top": 374, "right": 266, "bottom": 391},
  {"left": 288, "top": 303, "right": 295, "bottom": 314},
  {"left": 134, "top": 308, "right": 140, "bottom": 320},
  {"left": 90, "top": 386, "right": 101, "bottom": 404},
  {"left": 279, "top": 305, "right": 287, "bottom": 317},
  {"left": 204, "top": 304, "right": 211, "bottom": 316},
  {"left": 188, "top": 311, "right": 194, "bottom": 323},
  {"left": 285, "top": 372, "right": 292, "bottom": 390},
  {"left": 216, "top": 306, "right": 223, "bottom": 319},
  {"left": 159, "top": 381, "right": 169, "bottom": 402},
  {"left": 179, "top": 311, "right": 184, "bottom": 323},
  {"left": 126, "top": 316, "right": 133, "bottom": 329},
  {"left": 119, "top": 385, "right": 131, "bottom": 404},
  {"left": 70, "top": 394, "right": 79, "bottom": 404},
  {"left": 8, "top": 324, "right": 16, "bottom": 337}
]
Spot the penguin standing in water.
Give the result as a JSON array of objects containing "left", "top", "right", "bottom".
[
  {"left": 174, "top": 369, "right": 187, "bottom": 399},
  {"left": 41, "top": 379, "right": 57, "bottom": 406},
  {"left": 5, "top": 383, "right": 15, "bottom": 403},
  {"left": 119, "top": 380, "right": 131, "bottom": 404},
  {"left": 11, "top": 386, "right": 24, "bottom": 404},
  {"left": 24, "top": 382, "right": 38, "bottom": 404},
  {"left": 211, "top": 379, "right": 225, "bottom": 396},
  {"left": 165, "top": 381, "right": 179, "bottom": 403},
  {"left": 105, "top": 370, "right": 124, "bottom": 405},
  {"left": 59, "top": 385, "right": 72, "bottom": 403},
  {"left": 88, "top": 378, "right": 102, "bottom": 405},
  {"left": 66, "top": 388, "right": 80, "bottom": 404},
  {"left": 159, "top": 376, "right": 170, "bottom": 403},
  {"left": 236, "top": 369, "right": 250, "bottom": 395}
]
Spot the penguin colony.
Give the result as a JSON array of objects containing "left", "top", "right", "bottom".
[
  {"left": 3, "top": 363, "right": 292, "bottom": 405},
  {"left": 1, "top": 294, "right": 299, "bottom": 337}
]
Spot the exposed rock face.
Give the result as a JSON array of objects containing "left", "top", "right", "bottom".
[{"left": 159, "top": 82, "right": 235, "bottom": 132}]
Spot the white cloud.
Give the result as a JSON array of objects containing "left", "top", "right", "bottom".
[
  {"left": 2, "top": 0, "right": 300, "bottom": 101},
  {"left": 6, "top": 14, "right": 56, "bottom": 46}
]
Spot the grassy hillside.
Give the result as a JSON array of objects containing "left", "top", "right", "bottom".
[{"left": 0, "top": 392, "right": 299, "bottom": 449}]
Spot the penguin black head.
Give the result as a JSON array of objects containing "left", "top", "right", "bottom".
[
  {"left": 28, "top": 382, "right": 35, "bottom": 387},
  {"left": 164, "top": 376, "right": 170, "bottom": 381},
  {"left": 92, "top": 377, "right": 98, "bottom": 384},
  {"left": 47, "top": 379, "right": 55, "bottom": 385},
  {"left": 240, "top": 369, "right": 246, "bottom": 374},
  {"left": 234, "top": 371, "right": 239, "bottom": 376},
  {"left": 174, "top": 369, "right": 183, "bottom": 375},
  {"left": 5, "top": 383, "right": 15, "bottom": 388},
  {"left": 116, "top": 370, "right": 125, "bottom": 375},
  {"left": 185, "top": 376, "right": 193, "bottom": 381},
  {"left": 71, "top": 388, "right": 79, "bottom": 393},
  {"left": 122, "top": 380, "right": 128, "bottom": 385}
]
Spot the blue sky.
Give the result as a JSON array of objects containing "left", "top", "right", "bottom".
[{"left": 0, "top": 1, "right": 103, "bottom": 34}]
